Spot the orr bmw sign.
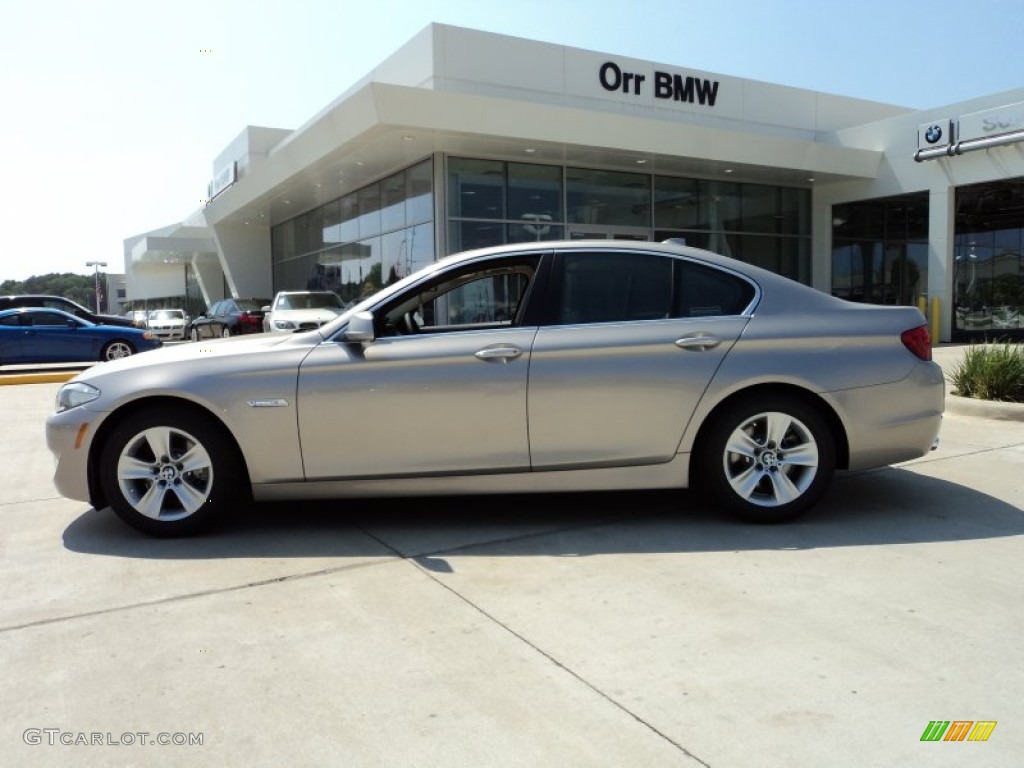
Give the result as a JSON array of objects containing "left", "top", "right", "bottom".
[{"left": 599, "top": 61, "right": 720, "bottom": 107}]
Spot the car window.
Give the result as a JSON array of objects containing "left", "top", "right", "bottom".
[
  {"left": 380, "top": 257, "right": 539, "bottom": 335},
  {"left": 675, "top": 261, "right": 756, "bottom": 317},
  {"left": 557, "top": 252, "right": 672, "bottom": 324},
  {"left": 0, "top": 314, "right": 20, "bottom": 326},
  {"left": 29, "top": 311, "right": 73, "bottom": 327}
]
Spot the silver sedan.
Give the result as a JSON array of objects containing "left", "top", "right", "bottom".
[{"left": 46, "top": 241, "right": 944, "bottom": 536}]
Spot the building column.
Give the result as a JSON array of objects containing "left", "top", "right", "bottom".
[
  {"left": 928, "top": 186, "right": 955, "bottom": 342},
  {"left": 211, "top": 222, "right": 273, "bottom": 299}
]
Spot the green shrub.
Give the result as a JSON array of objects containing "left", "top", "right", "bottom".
[{"left": 949, "top": 342, "right": 1024, "bottom": 402}]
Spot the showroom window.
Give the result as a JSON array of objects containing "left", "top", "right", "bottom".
[
  {"left": 831, "top": 193, "right": 929, "bottom": 305},
  {"left": 271, "top": 158, "right": 434, "bottom": 297},
  {"left": 953, "top": 178, "right": 1024, "bottom": 338}
]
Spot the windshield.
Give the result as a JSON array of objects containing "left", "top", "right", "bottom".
[
  {"left": 150, "top": 310, "right": 184, "bottom": 320},
  {"left": 277, "top": 292, "right": 344, "bottom": 310}
]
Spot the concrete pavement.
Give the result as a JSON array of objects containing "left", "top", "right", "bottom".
[{"left": 1, "top": 381, "right": 1022, "bottom": 766}]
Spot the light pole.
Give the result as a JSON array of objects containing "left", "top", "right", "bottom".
[{"left": 85, "top": 261, "right": 107, "bottom": 313}]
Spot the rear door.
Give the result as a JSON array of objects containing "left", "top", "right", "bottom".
[{"left": 527, "top": 250, "right": 754, "bottom": 469}]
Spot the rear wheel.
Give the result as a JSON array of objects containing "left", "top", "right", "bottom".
[
  {"left": 699, "top": 395, "right": 835, "bottom": 523},
  {"left": 98, "top": 407, "right": 245, "bottom": 536},
  {"left": 101, "top": 340, "right": 135, "bottom": 360}
]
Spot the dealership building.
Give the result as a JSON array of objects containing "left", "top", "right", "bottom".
[{"left": 123, "top": 24, "right": 1024, "bottom": 341}]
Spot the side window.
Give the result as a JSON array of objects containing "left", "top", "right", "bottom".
[
  {"left": 0, "top": 314, "right": 20, "bottom": 326},
  {"left": 558, "top": 252, "right": 672, "bottom": 324},
  {"left": 380, "top": 257, "right": 538, "bottom": 335},
  {"left": 30, "top": 311, "right": 71, "bottom": 327},
  {"left": 676, "top": 261, "right": 756, "bottom": 317}
]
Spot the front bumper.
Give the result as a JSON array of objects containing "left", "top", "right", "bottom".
[{"left": 45, "top": 406, "right": 107, "bottom": 503}]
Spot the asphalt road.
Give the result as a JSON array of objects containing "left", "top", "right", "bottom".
[{"left": 1, "top": 381, "right": 1022, "bottom": 767}]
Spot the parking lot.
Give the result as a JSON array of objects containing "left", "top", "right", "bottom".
[{"left": 2, "top": 377, "right": 1022, "bottom": 767}]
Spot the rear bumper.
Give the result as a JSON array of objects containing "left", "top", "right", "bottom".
[{"left": 830, "top": 361, "right": 945, "bottom": 471}]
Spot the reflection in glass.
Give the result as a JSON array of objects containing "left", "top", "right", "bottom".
[
  {"left": 508, "top": 163, "right": 562, "bottom": 224},
  {"left": 406, "top": 159, "right": 433, "bottom": 224},
  {"left": 831, "top": 192, "right": 929, "bottom": 307},
  {"left": 566, "top": 168, "right": 650, "bottom": 227},
  {"left": 380, "top": 173, "right": 405, "bottom": 232},
  {"left": 448, "top": 158, "right": 505, "bottom": 219}
]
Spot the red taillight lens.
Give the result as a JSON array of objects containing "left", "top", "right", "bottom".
[
  {"left": 901, "top": 325, "right": 932, "bottom": 361},
  {"left": 239, "top": 312, "right": 258, "bottom": 325}
]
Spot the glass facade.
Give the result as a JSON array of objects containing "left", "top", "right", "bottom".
[
  {"left": 447, "top": 158, "right": 812, "bottom": 283},
  {"left": 953, "top": 179, "right": 1024, "bottom": 338},
  {"left": 831, "top": 193, "right": 929, "bottom": 306},
  {"left": 271, "top": 158, "right": 434, "bottom": 306}
]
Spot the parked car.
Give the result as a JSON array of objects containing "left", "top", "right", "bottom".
[
  {"left": 188, "top": 298, "right": 270, "bottom": 340},
  {"left": 263, "top": 290, "right": 346, "bottom": 332},
  {"left": 46, "top": 240, "right": 944, "bottom": 537},
  {"left": 124, "top": 310, "right": 149, "bottom": 328},
  {"left": 0, "top": 295, "right": 136, "bottom": 328},
  {"left": 147, "top": 308, "right": 188, "bottom": 340},
  {"left": 0, "top": 308, "right": 161, "bottom": 364}
]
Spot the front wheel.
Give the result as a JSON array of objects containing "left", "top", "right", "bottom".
[
  {"left": 699, "top": 395, "right": 835, "bottom": 524},
  {"left": 101, "top": 340, "right": 135, "bottom": 360},
  {"left": 98, "top": 407, "right": 246, "bottom": 536}
]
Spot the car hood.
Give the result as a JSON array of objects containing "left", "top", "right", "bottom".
[
  {"left": 271, "top": 308, "right": 343, "bottom": 323},
  {"left": 72, "top": 331, "right": 314, "bottom": 384}
]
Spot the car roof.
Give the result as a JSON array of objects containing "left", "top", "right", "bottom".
[{"left": 0, "top": 307, "right": 78, "bottom": 319}]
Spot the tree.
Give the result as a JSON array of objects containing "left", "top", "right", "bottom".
[{"left": 0, "top": 273, "right": 97, "bottom": 308}]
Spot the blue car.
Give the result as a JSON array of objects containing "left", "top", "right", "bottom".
[{"left": 0, "top": 308, "right": 162, "bottom": 364}]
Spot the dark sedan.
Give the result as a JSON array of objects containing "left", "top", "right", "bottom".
[
  {"left": 189, "top": 298, "right": 270, "bottom": 340},
  {"left": 0, "top": 308, "right": 161, "bottom": 364},
  {"left": 0, "top": 295, "right": 136, "bottom": 327}
]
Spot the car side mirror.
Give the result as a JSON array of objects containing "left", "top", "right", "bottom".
[
  {"left": 343, "top": 311, "right": 376, "bottom": 343},
  {"left": 261, "top": 305, "right": 270, "bottom": 312}
]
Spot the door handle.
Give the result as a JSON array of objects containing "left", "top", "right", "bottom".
[
  {"left": 474, "top": 345, "right": 523, "bottom": 362},
  {"left": 674, "top": 335, "right": 721, "bottom": 350}
]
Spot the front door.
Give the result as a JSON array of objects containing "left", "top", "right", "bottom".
[{"left": 296, "top": 255, "right": 542, "bottom": 480}]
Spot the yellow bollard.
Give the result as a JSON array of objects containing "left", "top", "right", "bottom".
[
  {"left": 917, "top": 296, "right": 927, "bottom": 317},
  {"left": 929, "top": 296, "right": 941, "bottom": 346}
]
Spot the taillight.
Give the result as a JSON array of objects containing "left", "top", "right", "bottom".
[
  {"left": 239, "top": 312, "right": 259, "bottom": 326},
  {"left": 901, "top": 325, "right": 931, "bottom": 361}
]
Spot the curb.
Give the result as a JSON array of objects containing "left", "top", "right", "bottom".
[
  {"left": 0, "top": 371, "right": 81, "bottom": 386},
  {"left": 945, "top": 393, "right": 1024, "bottom": 422}
]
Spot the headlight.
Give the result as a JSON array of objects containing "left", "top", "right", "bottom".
[
  {"left": 273, "top": 320, "right": 296, "bottom": 329},
  {"left": 56, "top": 382, "right": 101, "bottom": 412}
]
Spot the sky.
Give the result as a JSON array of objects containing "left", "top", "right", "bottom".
[{"left": 1, "top": 0, "right": 1021, "bottom": 281}]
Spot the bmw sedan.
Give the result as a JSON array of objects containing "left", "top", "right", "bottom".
[
  {"left": 46, "top": 241, "right": 944, "bottom": 536},
  {"left": 263, "top": 290, "right": 346, "bottom": 332},
  {"left": 1, "top": 308, "right": 161, "bottom": 364}
]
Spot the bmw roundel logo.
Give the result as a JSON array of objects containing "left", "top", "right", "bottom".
[{"left": 925, "top": 124, "right": 943, "bottom": 144}]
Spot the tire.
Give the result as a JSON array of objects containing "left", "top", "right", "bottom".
[
  {"left": 222, "top": 326, "right": 232, "bottom": 338},
  {"left": 101, "top": 340, "right": 135, "bottom": 361},
  {"left": 98, "top": 406, "right": 246, "bottom": 536},
  {"left": 699, "top": 395, "right": 835, "bottom": 524},
  {"left": 190, "top": 327, "right": 200, "bottom": 342}
]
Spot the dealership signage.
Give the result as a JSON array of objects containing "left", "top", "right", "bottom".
[
  {"left": 917, "top": 119, "right": 954, "bottom": 150},
  {"left": 207, "top": 161, "right": 237, "bottom": 202},
  {"left": 598, "top": 61, "right": 719, "bottom": 107},
  {"left": 959, "top": 101, "right": 1024, "bottom": 143}
]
